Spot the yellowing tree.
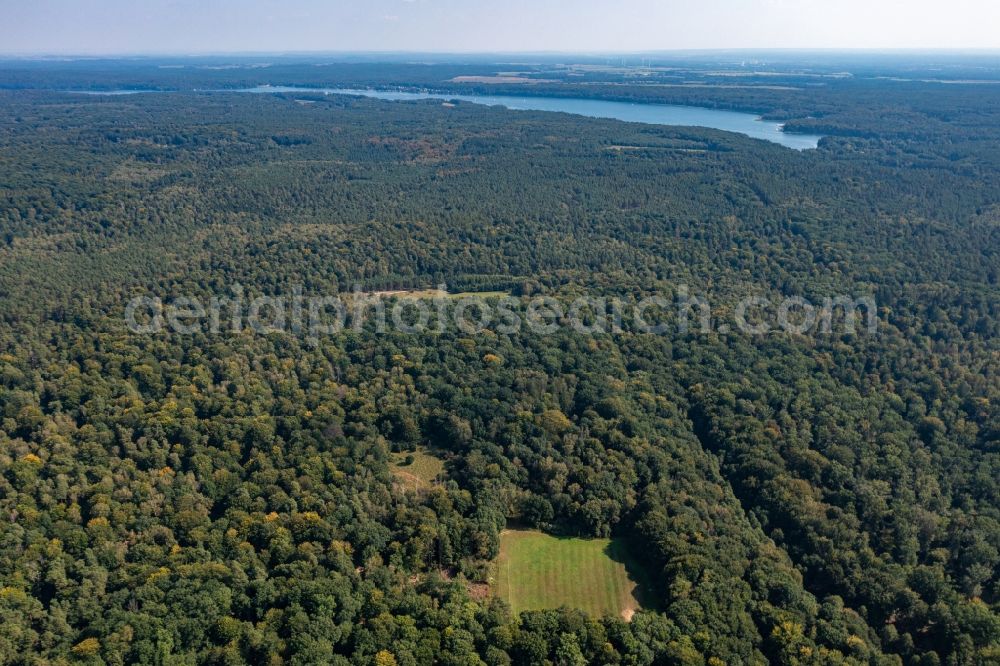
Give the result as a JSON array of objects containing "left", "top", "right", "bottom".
[{"left": 374, "top": 650, "right": 398, "bottom": 666}]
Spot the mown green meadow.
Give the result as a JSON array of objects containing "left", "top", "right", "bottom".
[{"left": 495, "top": 529, "right": 645, "bottom": 619}]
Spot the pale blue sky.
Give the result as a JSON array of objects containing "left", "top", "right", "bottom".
[{"left": 3, "top": 0, "right": 999, "bottom": 54}]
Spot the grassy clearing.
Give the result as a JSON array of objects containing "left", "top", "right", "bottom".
[
  {"left": 494, "top": 529, "right": 645, "bottom": 620},
  {"left": 448, "top": 290, "right": 510, "bottom": 299},
  {"left": 391, "top": 448, "right": 445, "bottom": 492}
]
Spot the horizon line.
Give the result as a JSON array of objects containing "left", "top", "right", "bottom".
[{"left": 3, "top": 47, "right": 1000, "bottom": 59}]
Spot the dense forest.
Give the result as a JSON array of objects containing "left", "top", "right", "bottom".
[{"left": 0, "top": 57, "right": 998, "bottom": 665}]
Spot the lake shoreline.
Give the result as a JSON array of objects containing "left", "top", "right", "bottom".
[{"left": 64, "top": 85, "right": 824, "bottom": 149}]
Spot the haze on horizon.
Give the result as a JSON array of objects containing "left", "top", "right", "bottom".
[{"left": 3, "top": 0, "right": 1000, "bottom": 56}]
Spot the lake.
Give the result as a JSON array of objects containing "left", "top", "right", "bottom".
[
  {"left": 242, "top": 86, "right": 823, "bottom": 150},
  {"left": 67, "top": 86, "right": 823, "bottom": 149}
]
